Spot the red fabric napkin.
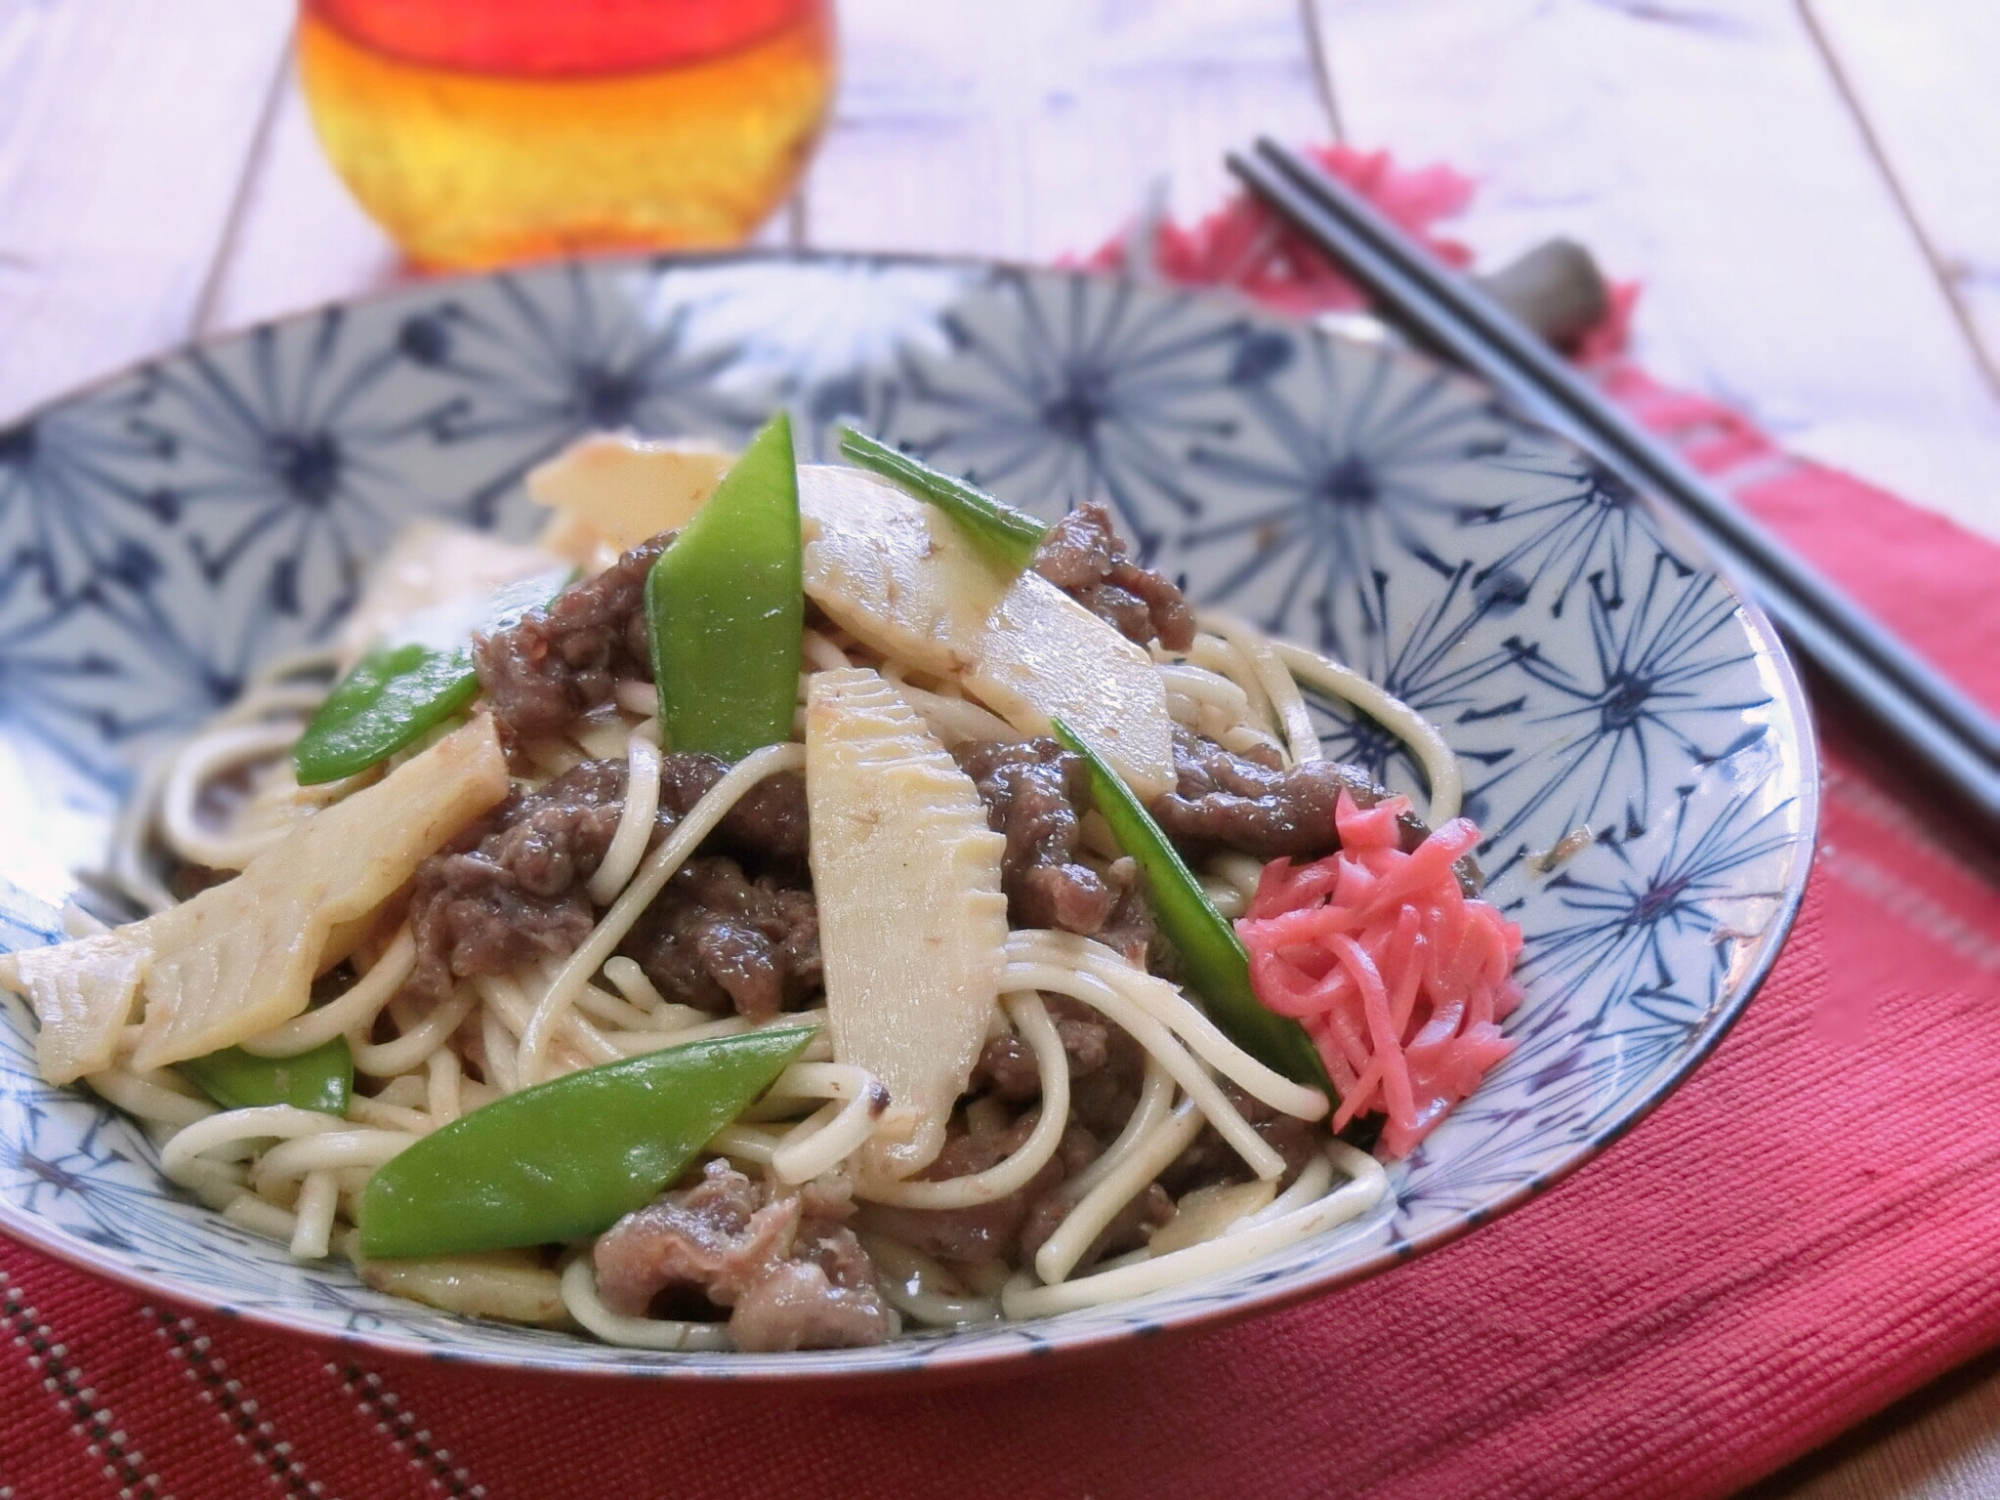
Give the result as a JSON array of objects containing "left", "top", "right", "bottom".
[{"left": 3, "top": 156, "right": 1998, "bottom": 1500}]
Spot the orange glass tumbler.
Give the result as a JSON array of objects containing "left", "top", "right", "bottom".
[{"left": 297, "top": 0, "right": 835, "bottom": 269}]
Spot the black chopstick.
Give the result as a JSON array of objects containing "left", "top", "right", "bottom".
[{"left": 1228, "top": 139, "right": 2000, "bottom": 829}]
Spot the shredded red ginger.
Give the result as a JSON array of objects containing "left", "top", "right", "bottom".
[{"left": 1235, "top": 792, "right": 1524, "bottom": 1159}]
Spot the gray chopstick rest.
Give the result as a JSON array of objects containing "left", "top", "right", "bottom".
[{"left": 1474, "top": 238, "right": 1611, "bottom": 351}]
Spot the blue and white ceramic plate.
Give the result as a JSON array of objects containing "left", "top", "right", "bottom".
[{"left": 0, "top": 254, "right": 1815, "bottom": 1378}]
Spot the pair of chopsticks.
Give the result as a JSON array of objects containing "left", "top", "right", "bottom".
[{"left": 1228, "top": 139, "right": 2000, "bottom": 831}]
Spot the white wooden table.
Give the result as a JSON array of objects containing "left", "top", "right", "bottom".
[{"left": 3, "top": 2, "right": 1998, "bottom": 1492}]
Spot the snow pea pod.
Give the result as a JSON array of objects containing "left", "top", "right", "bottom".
[
  {"left": 646, "top": 413, "right": 803, "bottom": 760},
  {"left": 836, "top": 425, "right": 1048, "bottom": 570},
  {"left": 181, "top": 1036, "right": 352, "bottom": 1116},
  {"left": 293, "top": 568, "right": 569, "bottom": 785},
  {"left": 356, "top": 1026, "right": 814, "bottom": 1260},
  {"left": 1051, "top": 718, "right": 1331, "bottom": 1094}
]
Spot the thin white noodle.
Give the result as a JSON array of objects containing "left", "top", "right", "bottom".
[
  {"left": 571, "top": 981, "right": 663, "bottom": 1034},
  {"left": 1242, "top": 1150, "right": 1337, "bottom": 1225},
  {"left": 1063, "top": 1054, "right": 1175, "bottom": 1201},
  {"left": 107, "top": 754, "right": 178, "bottom": 913},
  {"left": 159, "top": 720, "right": 305, "bottom": 870},
  {"left": 480, "top": 1005, "right": 519, "bottom": 1094},
  {"left": 86, "top": 1067, "right": 216, "bottom": 1129},
  {"left": 999, "top": 954, "right": 1285, "bottom": 1179},
  {"left": 481, "top": 972, "right": 620, "bottom": 1071},
  {"left": 613, "top": 680, "right": 659, "bottom": 716},
  {"left": 1154, "top": 663, "right": 1252, "bottom": 722},
  {"left": 161, "top": 1106, "right": 340, "bottom": 1186},
  {"left": 586, "top": 734, "right": 662, "bottom": 904},
  {"left": 1058, "top": 936, "right": 1327, "bottom": 1120},
  {"left": 889, "top": 680, "right": 1018, "bottom": 746},
  {"left": 1198, "top": 611, "right": 1322, "bottom": 765},
  {"left": 517, "top": 743, "right": 804, "bottom": 1085},
  {"left": 353, "top": 987, "right": 476, "bottom": 1079},
  {"left": 426, "top": 1049, "right": 462, "bottom": 1125},
  {"left": 1266, "top": 638, "right": 1463, "bottom": 823},
  {"left": 801, "top": 629, "right": 852, "bottom": 672},
  {"left": 290, "top": 1170, "right": 339, "bottom": 1258},
  {"left": 250, "top": 1129, "right": 416, "bottom": 1190},
  {"left": 241, "top": 924, "right": 416, "bottom": 1057},
  {"left": 858, "top": 993, "right": 1069, "bottom": 1210},
  {"left": 771, "top": 1065, "right": 889, "bottom": 1185},
  {"left": 249, "top": 645, "right": 341, "bottom": 688},
  {"left": 346, "top": 1096, "right": 434, "bottom": 1133},
  {"left": 559, "top": 1255, "right": 733, "bottom": 1351},
  {"left": 1001, "top": 1143, "right": 1387, "bottom": 1318},
  {"left": 1217, "top": 722, "right": 1289, "bottom": 763},
  {"left": 601, "top": 957, "right": 668, "bottom": 1012},
  {"left": 223, "top": 1192, "right": 300, "bottom": 1244},
  {"left": 862, "top": 1233, "right": 1001, "bottom": 1327},
  {"left": 1184, "top": 633, "right": 1280, "bottom": 745},
  {"left": 1035, "top": 1098, "right": 1205, "bottom": 1286},
  {"left": 707, "top": 1123, "right": 785, "bottom": 1167}
]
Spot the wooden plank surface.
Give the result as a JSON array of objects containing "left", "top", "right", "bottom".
[
  {"left": 1806, "top": 0, "right": 2000, "bottom": 397},
  {"left": 804, "top": 0, "right": 1329, "bottom": 258},
  {"left": 1307, "top": 0, "right": 2000, "bottom": 539},
  {"left": 0, "top": 0, "right": 293, "bottom": 420},
  {"left": 1749, "top": 1347, "right": 2000, "bottom": 1500}
]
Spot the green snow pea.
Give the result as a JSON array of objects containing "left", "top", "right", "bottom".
[
  {"left": 1051, "top": 718, "right": 1331, "bottom": 1094},
  {"left": 293, "top": 567, "right": 570, "bottom": 785},
  {"left": 181, "top": 1036, "right": 353, "bottom": 1116},
  {"left": 356, "top": 1026, "right": 813, "bottom": 1260},
  {"left": 836, "top": 425, "right": 1048, "bottom": 570},
  {"left": 645, "top": 413, "right": 803, "bottom": 760}
]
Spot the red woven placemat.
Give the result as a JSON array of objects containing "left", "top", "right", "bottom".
[{"left": 1, "top": 151, "right": 1995, "bottom": 1500}]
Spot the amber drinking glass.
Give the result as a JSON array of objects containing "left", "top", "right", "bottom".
[{"left": 298, "top": 0, "right": 835, "bottom": 269}]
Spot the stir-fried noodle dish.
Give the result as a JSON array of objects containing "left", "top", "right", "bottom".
[{"left": 1, "top": 419, "right": 1524, "bottom": 1352}]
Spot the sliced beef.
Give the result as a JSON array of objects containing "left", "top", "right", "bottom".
[
  {"left": 1033, "top": 503, "right": 1195, "bottom": 651},
  {"left": 402, "top": 761, "right": 626, "bottom": 999},
  {"left": 972, "top": 993, "right": 1115, "bottom": 1103},
  {"left": 616, "top": 856, "right": 820, "bottom": 1018},
  {"left": 593, "top": 1160, "right": 890, "bottom": 1352},
  {"left": 401, "top": 754, "right": 813, "bottom": 1004},
  {"left": 1094, "top": 859, "right": 1157, "bottom": 971},
  {"left": 1149, "top": 727, "right": 1426, "bottom": 862},
  {"left": 474, "top": 534, "right": 667, "bottom": 741},
  {"left": 954, "top": 738, "right": 1109, "bottom": 936}
]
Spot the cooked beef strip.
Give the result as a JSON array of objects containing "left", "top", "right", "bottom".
[
  {"left": 593, "top": 1161, "right": 890, "bottom": 1352},
  {"left": 1033, "top": 504, "right": 1195, "bottom": 651},
  {"left": 473, "top": 533, "right": 667, "bottom": 742},
  {"left": 617, "top": 856, "right": 820, "bottom": 1018},
  {"left": 401, "top": 754, "right": 812, "bottom": 1006},
  {"left": 954, "top": 738, "right": 1110, "bottom": 936},
  {"left": 1149, "top": 726, "right": 1428, "bottom": 862}
]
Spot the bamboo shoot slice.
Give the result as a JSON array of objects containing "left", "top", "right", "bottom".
[
  {"left": 806, "top": 667, "right": 1009, "bottom": 1183},
  {"left": 798, "top": 465, "right": 1175, "bottom": 800},
  {"left": 526, "top": 434, "right": 735, "bottom": 553},
  {"left": 0, "top": 718, "right": 512, "bottom": 1083}
]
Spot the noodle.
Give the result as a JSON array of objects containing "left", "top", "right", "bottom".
[
  {"left": 559, "top": 1254, "right": 733, "bottom": 1351},
  {"left": 1197, "top": 612, "right": 1322, "bottom": 766},
  {"left": 1000, "top": 1143, "right": 1387, "bottom": 1318},
  {"left": 585, "top": 734, "right": 662, "bottom": 905},
  {"left": 241, "top": 924, "right": 416, "bottom": 1058},
  {"left": 856, "top": 993, "right": 1068, "bottom": 1210},
  {"left": 1264, "top": 637, "right": 1463, "bottom": 823}
]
